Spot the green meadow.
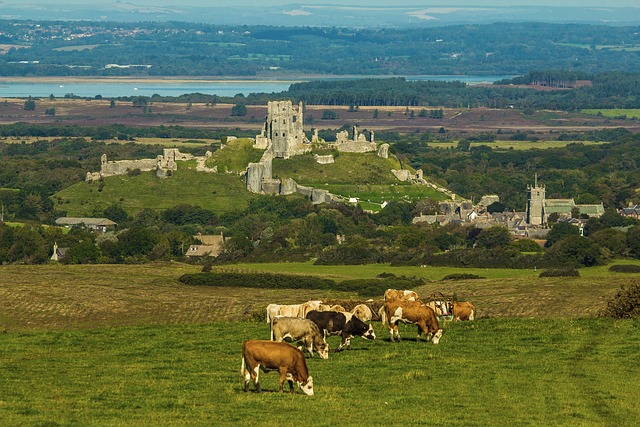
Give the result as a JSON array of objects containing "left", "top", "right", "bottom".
[
  {"left": 0, "top": 262, "right": 638, "bottom": 425},
  {"left": 429, "top": 140, "right": 608, "bottom": 150},
  {"left": 1, "top": 319, "right": 638, "bottom": 426},
  {"left": 582, "top": 109, "right": 640, "bottom": 119}
]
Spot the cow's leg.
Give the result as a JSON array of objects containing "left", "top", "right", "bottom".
[
  {"left": 416, "top": 325, "right": 422, "bottom": 342},
  {"left": 278, "top": 367, "right": 287, "bottom": 393},
  {"left": 253, "top": 365, "right": 261, "bottom": 393},
  {"left": 241, "top": 357, "right": 251, "bottom": 392},
  {"left": 286, "top": 373, "right": 295, "bottom": 393},
  {"left": 394, "top": 322, "right": 401, "bottom": 342}
]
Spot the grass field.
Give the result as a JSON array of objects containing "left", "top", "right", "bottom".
[
  {"left": 0, "top": 319, "right": 638, "bottom": 426},
  {"left": 0, "top": 262, "right": 639, "bottom": 425},
  {"left": 55, "top": 162, "right": 257, "bottom": 216},
  {"left": 582, "top": 109, "right": 640, "bottom": 119},
  {"left": 1, "top": 136, "right": 219, "bottom": 148}
]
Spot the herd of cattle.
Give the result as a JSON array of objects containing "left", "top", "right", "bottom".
[{"left": 241, "top": 289, "right": 476, "bottom": 396}]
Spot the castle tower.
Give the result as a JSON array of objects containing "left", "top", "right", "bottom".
[
  {"left": 526, "top": 174, "right": 545, "bottom": 226},
  {"left": 264, "top": 100, "right": 306, "bottom": 159}
]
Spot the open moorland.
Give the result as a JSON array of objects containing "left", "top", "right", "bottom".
[
  {"left": 0, "top": 262, "right": 639, "bottom": 426},
  {"left": 0, "top": 97, "right": 637, "bottom": 136}
]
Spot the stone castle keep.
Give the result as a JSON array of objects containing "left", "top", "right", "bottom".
[{"left": 246, "top": 100, "right": 409, "bottom": 202}]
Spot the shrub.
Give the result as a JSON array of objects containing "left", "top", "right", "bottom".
[
  {"left": 539, "top": 268, "right": 580, "bottom": 277},
  {"left": 608, "top": 264, "right": 640, "bottom": 273},
  {"left": 442, "top": 273, "right": 484, "bottom": 281},
  {"left": 600, "top": 284, "right": 640, "bottom": 318}
]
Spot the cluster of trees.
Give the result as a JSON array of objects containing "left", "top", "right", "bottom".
[{"left": 2, "top": 195, "right": 639, "bottom": 268}]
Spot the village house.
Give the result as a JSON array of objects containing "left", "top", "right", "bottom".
[
  {"left": 55, "top": 217, "right": 117, "bottom": 232},
  {"left": 186, "top": 233, "right": 225, "bottom": 257}
]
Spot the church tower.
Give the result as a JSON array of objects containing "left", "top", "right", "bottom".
[{"left": 526, "top": 174, "right": 545, "bottom": 226}]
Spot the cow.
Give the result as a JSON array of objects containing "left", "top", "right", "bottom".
[
  {"left": 384, "top": 288, "right": 420, "bottom": 302},
  {"left": 241, "top": 340, "right": 314, "bottom": 396},
  {"left": 426, "top": 300, "right": 450, "bottom": 317},
  {"left": 351, "top": 304, "right": 373, "bottom": 322},
  {"left": 265, "top": 303, "right": 303, "bottom": 323},
  {"left": 329, "top": 304, "right": 346, "bottom": 312},
  {"left": 270, "top": 316, "right": 329, "bottom": 359},
  {"left": 300, "top": 300, "right": 323, "bottom": 318},
  {"left": 383, "top": 300, "right": 443, "bottom": 344},
  {"left": 452, "top": 301, "right": 475, "bottom": 321},
  {"left": 306, "top": 310, "right": 376, "bottom": 352}
]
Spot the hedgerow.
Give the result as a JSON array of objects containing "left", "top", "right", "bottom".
[
  {"left": 608, "top": 264, "right": 640, "bottom": 273},
  {"left": 600, "top": 284, "right": 640, "bottom": 318}
]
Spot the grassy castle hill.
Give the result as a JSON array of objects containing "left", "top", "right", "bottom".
[{"left": 55, "top": 139, "right": 450, "bottom": 216}]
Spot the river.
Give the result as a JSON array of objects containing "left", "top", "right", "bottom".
[{"left": 0, "top": 75, "right": 512, "bottom": 98}]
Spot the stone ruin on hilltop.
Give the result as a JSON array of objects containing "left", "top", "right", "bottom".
[{"left": 246, "top": 100, "right": 415, "bottom": 203}]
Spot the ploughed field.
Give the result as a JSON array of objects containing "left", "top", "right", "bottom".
[{"left": 1, "top": 263, "right": 638, "bottom": 426}]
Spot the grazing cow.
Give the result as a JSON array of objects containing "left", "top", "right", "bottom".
[
  {"left": 426, "top": 300, "right": 450, "bottom": 317},
  {"left": 384, "top": 288, "right": 420, "bottom": 302},
  {"left": 300, "top": 300, "right": 323, "bottom": 318},
  {"left": 452, "top": 301, "right": 475, "bottom": 321},
  {"left": 317, "top": 304, "right": 332, "bottom": 311},
  {"left": 329, "top": 304, "right": 346, "bottom": 312},
  {"left": 265, "top": 303, "right": 303, "bottom": 323},
  {"left": 241, "top": 340, "right": 314, "bottom": 395},
  {"left": 351, "top": 304, "right": 373, "bottom": 322},
  {"left": 383, "top": 300, "right": 443, "bottom": 344},
  {"left": 306, "top": 310, "right": 376, "bottom": 352},
  {"left": 270, "top": 316, "right": 329, "bottom": 359}
]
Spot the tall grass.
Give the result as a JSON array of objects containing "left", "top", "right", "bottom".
[{"left": 1, "top": 319, "right": 638, "bottom": 426}]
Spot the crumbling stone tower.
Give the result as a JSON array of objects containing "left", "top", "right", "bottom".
[
  {"left": 259, "top": 100, "right": 308, "bottom": 158},
  {"left": 526, "top": 174, "right": 545, "bottom": 226}
]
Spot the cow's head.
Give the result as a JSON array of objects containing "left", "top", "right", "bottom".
[
  {"left": 317, "top": 342, "right": 329, "bottom": 360},
  {"left": 299, "top": 376, "right": 314, "bottom": 396},
  {"left": 362, "top": 324, "right": 376, "bottom": 340},
  {"left": 432, "top": 329, "right": 443, "bottom": 344}
]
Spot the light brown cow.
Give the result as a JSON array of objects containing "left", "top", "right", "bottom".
[
  {"left": 384, "top": 288, "right": 420, "bottom": 302},
  {"left": 270, "top": 316, "right": 329, "bottom": 359},
  {"left": 452, "top": 301, "right": 475, "bottom": 321},
  {"left": 266, "top": 301, "right": 322, "bottom": 323},
  {"left": 241, "top": 340, "right": 314, "bottom": 395},
  {"left": 351, "top": 304, "right": 373, "bottom": 322},
  {"left": 329, "top": 304, "right": 346, "bottom": 312},
  {"left": 383, "top": 300, "right": 442, "bottom": 344}
]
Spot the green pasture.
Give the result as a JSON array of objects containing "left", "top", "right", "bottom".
[
  {"left": 204, "top": 138, "right": 263, "bottom": 172},
  {"left": 582, "top": 109, "right": 640, "bottom": 119},
  {"left": 224, "top": 258, "right": 640, "bottom": 281},
  {"left": 272, "top": 152, "right": 403, "bottom": 185},
  {"left": 54, "top": 162, "right": 257, "bottom": 216},
  {"left": 320, "top": 183, "right": 450, "bottom": 210},
  {"left": 1, "top": 318, "right": 638, "bottom": 426},
  {"left": 429, "top": 140, "right": 608, "bottom": 150}
]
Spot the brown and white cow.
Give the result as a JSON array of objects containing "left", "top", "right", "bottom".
[
  {"left": 270, "top": 316, "right": 329, "bottom": 359},
  {"left": 452, "top": 301, "right": 475, "bottom": 321},
  {"left": 351, "top": 304, "right": 373, "bottom": 322},
  {"left": 383, "top": 300, "right": 443, "bottom": 344},
  {"left": 384, "top": 288, "right": 420, "bottom": 302},
  {"left": 241, "top": 340, "right": 314, "bottom": 396}
]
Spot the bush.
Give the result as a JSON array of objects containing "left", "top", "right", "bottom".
[
  {"left": 608, "top": 264, "right": 640, "bottom": 273},
  {"left": 600, "top": 284, "right": 640, "bottom": 318},
  {"left": 442, "top": 273, "right": 484, "bottom": 281},
  {"left": 539, "top": 268, "right": 580, "bottom": 277}
]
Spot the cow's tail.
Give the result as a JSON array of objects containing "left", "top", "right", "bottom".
[
  {"left": 240, "top": 355, "right": 246, "bottom": 378},
  {"left": 469, "top": 309, "right": 475, "bottom": 321}
]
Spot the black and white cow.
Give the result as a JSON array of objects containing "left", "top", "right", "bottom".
[{"left": 306, "top": 310, "right": 376, "bottom": 352}]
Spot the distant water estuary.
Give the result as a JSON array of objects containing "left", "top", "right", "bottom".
[{"left": 0, "top": 75, "right": 512, "bottom": 98}]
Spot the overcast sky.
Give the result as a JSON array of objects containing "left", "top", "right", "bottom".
[{"left": 2, "top": 1, "right": 640, "bottom": 7}]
